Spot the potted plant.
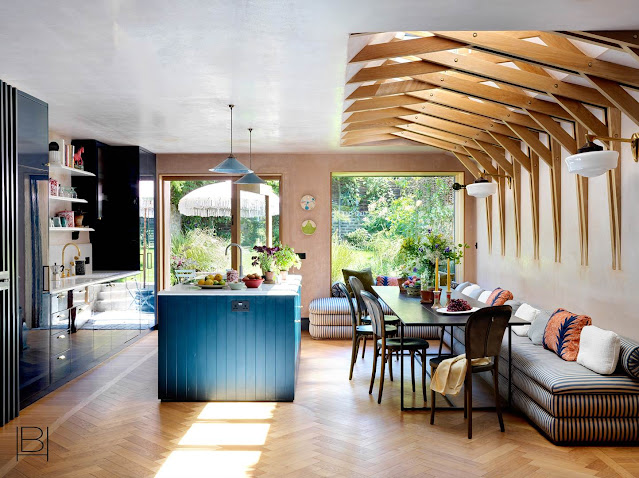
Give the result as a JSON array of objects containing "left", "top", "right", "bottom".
[
  {"left": 398, "top": 263, "right": 420, "bottom": 295},
  {"left": 273, "top": 243, "right": 302, "bottom": 281},
  {"left": 402, "top": 275, "right": 422, "bottom": 297},
  {"left": 252, "top": 246, "right": 279, "bottom": 282}
]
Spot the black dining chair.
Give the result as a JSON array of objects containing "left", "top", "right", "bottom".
[
  {"left": 336, "top": 282, "right": 397, "bottom": 380},
  {"left": 348, "top": 276, "right": 399, "bottom": 358},
  {"left": 429, "top": 305, "right": 512, "bottom": 439},
  {"left": 361, "top": 291, "right": 429, "bottom": 404}
]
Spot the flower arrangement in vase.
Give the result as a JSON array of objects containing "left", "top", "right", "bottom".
[
  {"left": 273, "top": 243, "right": 301, "bottom": 281},
  {"left": 252, "top": 245, "right": 279, "bottom": 282}
]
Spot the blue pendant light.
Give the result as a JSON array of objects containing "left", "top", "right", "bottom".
[
  {"left": 210, "top": 104, "right": 253, "bottom": 174},
  {"left": 235, "top": 128, "right": 266, "bottom": 185}
]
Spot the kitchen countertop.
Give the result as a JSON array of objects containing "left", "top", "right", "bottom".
[
  {"left": 159, "top": 275, "right": 301, "bottom": 296},
  {"left": 49, "top": 270, "right": 141, "bottom": 294}
]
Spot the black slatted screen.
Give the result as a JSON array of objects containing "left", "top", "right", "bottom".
[{"left": 1, "top": 79, "right": 19, "bottom": 426}]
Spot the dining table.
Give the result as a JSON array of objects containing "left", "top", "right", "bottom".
[{"left": 372, "top": 286, "right": 530, "bottom": 411}]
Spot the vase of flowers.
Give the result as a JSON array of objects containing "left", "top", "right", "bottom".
[
  {"left": 418, "top": 229, "right": 469, "bottom": 289},
  {"left": 273, "top": 243, "right": 302, "bottom": 281},
  {"left": 252, "top": 245, "right": 279, "bottom": 282}
]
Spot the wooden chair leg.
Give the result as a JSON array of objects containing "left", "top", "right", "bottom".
[
  {"left": 378, "top": 349, "right": 386, "bottom": 404},
  {"left": 463, "top": 383, "right": 468, "bottom": 419},
  {"left": 349, "top": 334, "right": 358, "bottom": 380},
  {"left": 493, "top": 368, "right": 505, "bottom": 432},
  {"left": 369, "top": 344, "right": 378, "bottom": 395},
  {"left": 387, "top": 348, "right": 393, "bottom": 382},
  {"left": 410, "top": 351, "right": 415, "bottom": 392},
  {"left": 421, "top": 349, "right": 427, "bottom": 401},
  {"left": 466, "top": 374, "right": 473, "bottom": 439},
  {"left": 430, "top": 364, "right": 436, "bottom": 425},
  {"left": 362, "top": 336, "right": 367, "bottom": 358}
]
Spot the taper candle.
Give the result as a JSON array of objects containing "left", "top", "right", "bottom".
[
  {"left": 435, "top": 257, "right": 439, "bottom": 290},
  {"left": 447, "top": 259, "right": 451, "bottom": 292}
]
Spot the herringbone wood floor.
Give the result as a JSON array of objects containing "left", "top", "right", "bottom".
[{"left": 1, "top": 332, "right": 638, "bottom": 477}]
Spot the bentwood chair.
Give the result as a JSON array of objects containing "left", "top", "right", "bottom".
[
  {"left": 361, "top": 291, "right": 429, "bottom": 404},
  {"left": 349, "top": 276, "right": 399, "bottom": 358},
  {"left": 337, "top": 282, "right": 397, "bottom": 380},
  {"left": 429, "top": 305, "right": 512, "bottom": 439}
]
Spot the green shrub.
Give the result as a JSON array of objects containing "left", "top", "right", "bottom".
[
  {"left": 343, "top": 228, "right": 372, "bottom": 249},
  {"left": 170, "top": 228, "right": 229, "bottom": 284}
]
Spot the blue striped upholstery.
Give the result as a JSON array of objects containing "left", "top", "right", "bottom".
[
  {"left": 620, "top": 337, "right": 639, "bottom": 379},
  {"left": 309, "top": 297, "right": 394, "bottom": 316},
  {"left": 309, "top": 324, "right": 440, "bottom": 340}
]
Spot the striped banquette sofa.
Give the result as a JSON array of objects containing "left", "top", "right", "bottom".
[
  {"left": 443, "top": 282, "right": 639, "bottom": 444},
  {"left": 308, "top": 281, "right": 440, "bottom": 340}
]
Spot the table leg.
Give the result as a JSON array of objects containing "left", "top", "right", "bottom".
[
  {"left": 400, "top": 322, "right": 404, "bottom": 411},
  {"left": 508, "top": 326, "right": 512, "bottom": 407}
]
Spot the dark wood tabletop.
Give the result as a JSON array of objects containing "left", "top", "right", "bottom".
[{"left": 373, "top": 286, "right": 530, "bottom": 327}]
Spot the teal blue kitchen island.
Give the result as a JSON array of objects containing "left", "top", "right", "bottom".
[{"left": 158, "top": 276, "right": 302, "bottom": 401}]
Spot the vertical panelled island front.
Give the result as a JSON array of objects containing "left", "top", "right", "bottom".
[{"left": 158, "top": 276, "right": 302, "bottom": 401}]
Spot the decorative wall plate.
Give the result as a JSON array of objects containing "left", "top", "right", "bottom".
[
  {"left": 301, "top": 220, "right": 316, "bottom": 235},
  {"left": 300, "top": 195, "right": 316, "bottom": 211}
]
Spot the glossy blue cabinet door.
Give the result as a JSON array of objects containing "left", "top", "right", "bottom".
[{"left": 158, "top": 292, "right": 300, "bottom": 402}]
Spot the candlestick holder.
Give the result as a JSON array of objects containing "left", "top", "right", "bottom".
[
  {"left": 446, "top": 290, "right": 452, "bottom": 305},
  {"left": 431, "top": 290, "right": 442, "bottom": 309}
]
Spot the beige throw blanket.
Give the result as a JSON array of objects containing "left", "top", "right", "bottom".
[{"left": 430, "top": 354, "right": 491, "bottom": 396}]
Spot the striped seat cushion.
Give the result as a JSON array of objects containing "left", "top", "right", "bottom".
[
  {"left": 309, "top": 297, "right": 394, "bottom": 316},
  {"left": 309, "top": 313, "right": 351, "bottom": 327},
  {"left": 511, "top": 383, "right": 639, "bottom": 444},
  {"left": 309, "top": 324, "right": 441, "bottom": 340}
]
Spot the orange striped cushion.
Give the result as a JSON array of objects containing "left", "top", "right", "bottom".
[
  {"left": 486, "top": 287, "right": 513, "bottom": 306},
  {"left": 543, "top": 308, "right": 592, "bottom": 361}
]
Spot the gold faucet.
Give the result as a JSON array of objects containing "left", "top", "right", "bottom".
[{"left": 62, "top": 243, "right": 81, "bottom": 278}]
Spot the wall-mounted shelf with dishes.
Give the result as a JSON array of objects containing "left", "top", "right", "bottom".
[
  {"left": 49, "top": 227, "right": 95, "bottom": 232},
  {"left": 49, "top": 164, "right": 95, "bottom": 177},
  {"left": 49, "top": 196, "right": 88, "bottom": 204}
]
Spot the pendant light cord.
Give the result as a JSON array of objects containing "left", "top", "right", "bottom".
[
  {"left": 229, "top": 104, "right": 234, "bottom": 155},
  {"left": 248, "top": 128, "right": 253, "bottom": 168}
]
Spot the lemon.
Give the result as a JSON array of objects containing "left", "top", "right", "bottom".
[
  {"left": 198, "top": 279, "right": 206, "bottom": 286},
  {"left": 204, "top": 279, "right": 214, "bottom": 285},
  {"left": 214, "top": 274, "right": 223, "bottom": 281}
]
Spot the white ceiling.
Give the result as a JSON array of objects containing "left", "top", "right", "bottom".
[{"left": 0, "top": 0, "right": 637, "bottom": 154}]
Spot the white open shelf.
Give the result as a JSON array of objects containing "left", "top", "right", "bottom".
[
  {"left": 49, "top": 196, "right": 88, "bottom": 204},
  {"left": 50, "top": 227, "right": 95, "bottom": 232},
  {"left": 49, "top": 164, "right": 95, "bottom": 177}
]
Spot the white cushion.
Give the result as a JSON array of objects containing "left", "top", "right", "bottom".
[
  {"left": 462, "top": 284, "right": 480, "bottom": 297},
  {"left": 477, "top": 290, "right": 491, "bottom": 303},
  {"left": 512, "top": 303, "right": 540, "bottom": 337},
  {"left": 577, "top": 326, "right": 621, "bottom": 375}
]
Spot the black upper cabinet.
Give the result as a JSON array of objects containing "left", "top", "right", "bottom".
[{"left": 71, "top": 141, "right": 156, "bottom": 271}]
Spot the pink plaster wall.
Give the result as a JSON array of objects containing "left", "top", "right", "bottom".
[
  {"left": 157, "top": 152, "right": 477, "bottom": 315},
  {"left": 475, "top": 113, "right": 639, "bottom": 341}
]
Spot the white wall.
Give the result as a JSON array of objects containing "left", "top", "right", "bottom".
[{"left": 476, "top": 112, "right": 639, "bottom": 341}]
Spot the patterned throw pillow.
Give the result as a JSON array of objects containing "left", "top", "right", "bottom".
[
  {"left": 376, "top": 276, "right": 399, "bottom": 286},
  {"left": 543, "top": 308, "right": 592, "bottom": 361},
  {"left": 487, "top": 287, "right": 513, "bottom": 306}
]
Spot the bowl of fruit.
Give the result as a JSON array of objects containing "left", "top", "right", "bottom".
[
  {"left": 437, "top": 298, "right": 478, "bottom": 315},
  {"left": 242, "top": 273, "right": 264, "bottom": 288},
  {"left": 196, "top": 273, "right": 227, "bottom": 289}
]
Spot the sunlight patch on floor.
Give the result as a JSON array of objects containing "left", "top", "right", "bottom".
[
  {"left": 179, "top": 423, "right": 270, "bottom": 446},
  {"left": 155, "top": 450, "right": 261, "bottom": 478},
  {"left": 197, "top": 402, "right": 276, "bottom": 420}
]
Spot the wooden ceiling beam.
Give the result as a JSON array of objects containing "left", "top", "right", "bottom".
[
  {"left": 399, "top": 113, "right": 498, "bottom": 143},
  {"left": 341, "top": 127, "right": 403, "bottom": 138},
  {"left": 402, "top": 100, "right": 518, "bottom": 136},
  {"left": 431, "top": 31, "right": 639, "bottom": 88},
  {"left": 506, "top": 122, "right": 554, "bottom": 167},
  {"left": 392, "top": 130, "right": 467, "bottom": 153},
  {"left": 342, "top": 133, "right": 399, "bottom": 146},
  {"left": 408, "top": 89, "right": 542, "bottom": 130},
  {"left": 413, "top": 71, "right": 573, "bottom": 120},
  {"left": 464, "top": 148, "right": 499, "bottom": 176},
  {"left": 396, "top": 124, "right": 483, "bottom": 149},
  {"left": 342, "top": 117, "right": 412, "bottom": 132},
  {"left": 350, "top": 36, "right": 464, "bottom": 63},
  {"left": 574, "top": 30, "right": 639, "bottom": 49},
  {"left": 453, "top": 152, "right": 483, "bottom": 179},
  {"left": 488, "top": 132, "right": 532, "bottom": 172},
  {"left": 345, "top": 94, "right": 428, "bottom": 112},
  {"left": 344, "top": 106, "right": 416, "bottom": 123},
  {"left": 475, "top": 140, "right": 514, "bottom": 176},
  {"left": 525, "top": 110, "right": 577, "bottom": 154},
  {"left": 585, "top": 75, "right": 639, "bottom": 127},
  {"left": 550, "top": 95, "right": 609, "bottom": 138},
  {"left": 416, "top": 50, "right": 612, "bottom": 107},
  {"left": 346, "top": 80, "right": 436, "bottom": 100},
  {"left": 347, "top": 61, "right": 447, "bottom": 84}
]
